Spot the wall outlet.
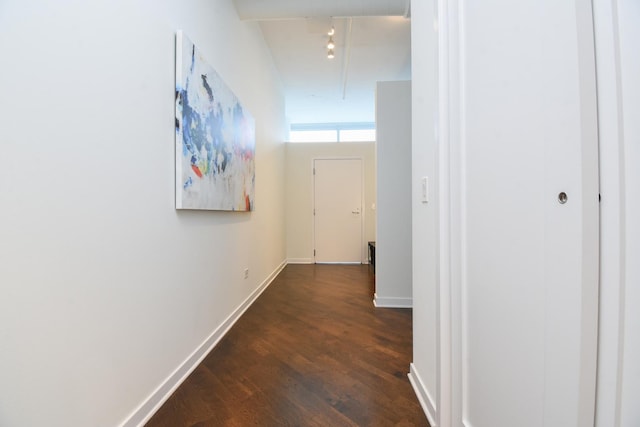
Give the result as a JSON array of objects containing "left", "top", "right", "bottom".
[{"left": 243, "top": 268, "right": 249, "bottom": 279}]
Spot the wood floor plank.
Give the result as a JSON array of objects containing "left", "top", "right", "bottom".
[{"left": 146, "top": 264, "right": 429, "bottom": 427}]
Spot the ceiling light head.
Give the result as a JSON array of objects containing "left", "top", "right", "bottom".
[
  {"left": 328, "top": 26, "right": 335, "bottom": 36},
  {"left": 327, "top": 49, "right": 335, "bottom": 59},
  {"left": 327, "top": 36, "right": 335, "bottom": 50}
]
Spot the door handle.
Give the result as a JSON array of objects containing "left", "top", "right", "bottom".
[{"left": 352, "top": 209, "right": 360, "bottom": 214}]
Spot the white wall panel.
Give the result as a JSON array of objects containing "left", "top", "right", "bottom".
[
  {"left": 617, "top": 1, "right": 640, "bottom": 425},
  {"left": 375, "top": 81, "right": 413, "bottom": 307},
  {"left": 0, "top": 1, "right": 286, "bottom": 425},
  {"left": 408, "top": 0, "right": 439, "bottom": 424}
]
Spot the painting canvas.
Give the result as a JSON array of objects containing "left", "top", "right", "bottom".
[{"left": 175, "top": 31, "right": 255, "bottom": 211}]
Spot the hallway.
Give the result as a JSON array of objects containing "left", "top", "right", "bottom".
[{"left": 146, "top": 264, "right": 429, "bottom": 426}]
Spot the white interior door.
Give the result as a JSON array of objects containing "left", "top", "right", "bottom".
[
  {"left": 449, "top": 0, "right": 599, "bottom": 426},
  {"left": 313, "top": 158, "right": 363, "bottom": 263}
]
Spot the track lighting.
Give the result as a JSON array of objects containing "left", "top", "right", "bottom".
[{"left": 327, "top": 26, "right": 335, "bottom": 59}]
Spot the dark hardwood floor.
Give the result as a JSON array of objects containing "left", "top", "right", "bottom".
[{"left": 146, "top": 264, "right": 429, "bottom": 427}]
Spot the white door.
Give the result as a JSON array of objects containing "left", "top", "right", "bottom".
[
  {"left": 313, "top": 159, "right": 363, "bottom": 263},
  {"left": 449, "top": 1, "right": 599, "bottom": 426}
]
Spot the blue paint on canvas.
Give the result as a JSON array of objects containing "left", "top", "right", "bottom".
[{"left": 175, "top": 31, "right": 255, "bottom": 211}]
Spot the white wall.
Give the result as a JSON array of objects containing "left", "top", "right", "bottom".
[
  {"left": 617, "top": 3, "right": 640, "bottom": 424},
  {"left": 285, "top": 142, "right": 376, "bottom": 263},
  {"left": 594, "top": 0, "right": 640, "bottom": 426},
  {"left": 375, "top": 81, "right": 413, "bottom": 307},
  {"left": 0, "top": 1, "right": 286, "bottom": 426},
  {"left": 407, "top": 0, "right": 439, "bottom": 425}
]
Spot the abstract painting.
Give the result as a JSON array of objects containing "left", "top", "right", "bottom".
[{"left": 175, "top": 31, "right": 255, "bottom": 211}]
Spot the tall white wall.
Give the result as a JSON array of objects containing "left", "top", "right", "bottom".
[
  {"left": 285, "top": 142, "right": 376, "bottom": 264},
  {"left": 407, "top": 0, "right": 439, "bottom": 425},
  {"left": 0, "top": 1, "right": 286, "bottom": 426},
  {"left": 594, "top": 0, "right": 640, "bottom": 426},
  {"left": 375, "top": 81, "right": 413, "bottom": 307}
]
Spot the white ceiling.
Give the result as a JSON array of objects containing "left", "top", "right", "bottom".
[{"left": 233, "top": 0, "right": 411, "bottom": 126}]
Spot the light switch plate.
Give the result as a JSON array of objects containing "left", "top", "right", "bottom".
[{"left": 421, "top": 176, "right": 429, "bottom": 203}]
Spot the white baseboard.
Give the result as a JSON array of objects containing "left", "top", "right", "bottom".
[
  {"left": 408, "top": 363, "right": 437, "bottom": 427},
  {"left": 120, "top": 259, "right": 287, "bottom": 427},
  {"left": 287, "top": 258, "right": 314, "bottom": 264},
  {"left": 373, "top": 293, "right": 413, "bottom": 308},
  {"left": 287, "top": 259, "right": 371, "bottom": 265}
]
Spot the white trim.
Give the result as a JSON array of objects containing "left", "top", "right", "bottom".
[
  {"left": 316, "top": 262, "right": 362, "bottom": 265},
  {"left": 436, "top": 0, "right": 457, "bottom": 425},
  {"left": 592, "top": 0, "right": 626, "bottom": 425},
  {"left": 119, "top": 259, "right": 287, "bottom": 427},
  {"left": 286, "top": 258, "right": 314, "bottom": 264},
  {"left": 409, "top": 363, "right": 438, "bottom": 427},
  {"left": 373, "top": 293, "right": 412, "bottom": 308},
  {"left": 453, "top": 0, "right": 467, "bottom": 421},
  {"left": 311, "top": 157, "right": 317, "bottom": 262}
]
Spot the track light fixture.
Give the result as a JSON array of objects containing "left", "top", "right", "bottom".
[{"left": 327, "top": 26, "right": 335, "bottom": 59}]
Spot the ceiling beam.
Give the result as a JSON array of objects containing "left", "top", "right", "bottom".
[
  {"left": 341, "top": 18, "right": 353, "bottom": 100},
  {"left": 234, "top": 0, "right": 408, "bottom": 21}
]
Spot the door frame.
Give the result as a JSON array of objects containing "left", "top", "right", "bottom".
[
  {"left": 312, "top": 157, "right": 366, "bottom": 264},
  {"left": 591, "top": 0, "right": 634, "bottom": 425}
]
